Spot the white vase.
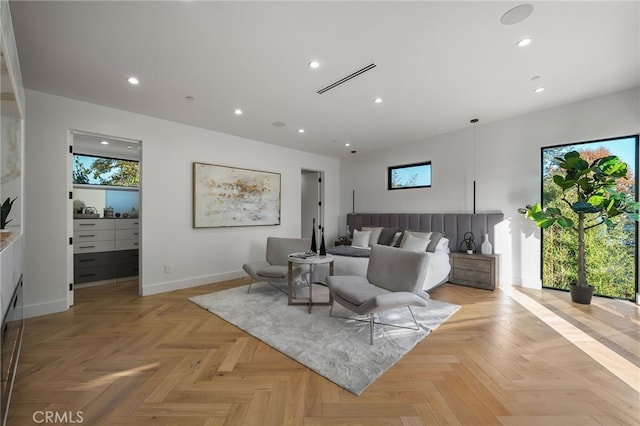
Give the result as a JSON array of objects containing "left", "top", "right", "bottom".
[{"left": 481, "top": 234, "right": 492, "bottom": 255}]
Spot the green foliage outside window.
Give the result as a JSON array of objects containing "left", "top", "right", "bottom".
[
  {"left": 538, "top": 144, "right": 638, "bottom": 299},
  {"left": 73, "top": 155, "right": 139, "bottom": 187}
]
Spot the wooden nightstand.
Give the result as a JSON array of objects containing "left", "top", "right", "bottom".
[{"left": 449, "top": 252, "right": 500, "bottom": 290}]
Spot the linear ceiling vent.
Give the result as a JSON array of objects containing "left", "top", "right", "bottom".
[{"left": 317, "top": 63, "right": 377, "bottom": 95}]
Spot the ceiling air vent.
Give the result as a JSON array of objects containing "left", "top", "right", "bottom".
[{"left": 317, "top": 63, "right": 377, "bottom": 95}]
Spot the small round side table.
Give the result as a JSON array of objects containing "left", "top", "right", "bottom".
[{"left": 287, "top": 253, "right": 334, "bottom": 313}]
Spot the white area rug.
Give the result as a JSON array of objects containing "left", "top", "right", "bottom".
[{"left": 189, "top": 283, "right": 460, "bottom": 395}]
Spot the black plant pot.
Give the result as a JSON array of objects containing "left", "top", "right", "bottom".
[{"left": 569, "top": 284, "right": 593, "bottom": 304}]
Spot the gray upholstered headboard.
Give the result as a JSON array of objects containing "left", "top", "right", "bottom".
[{"left": 347, "top": 213, "right": 504, "bottom": 252}]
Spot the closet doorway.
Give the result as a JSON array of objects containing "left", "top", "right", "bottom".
[
  {"left": 301, "top": 169, "right": 324, "bottom": 242},
  {"left": 67, "top": 131, "right": 142, "bottom": 306}
]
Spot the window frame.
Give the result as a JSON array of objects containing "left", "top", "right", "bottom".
[
  {"left": 72, "top": 153, "right": 140, "bottom": 188},
  {"left": 387, "top": 161, "right": 432, "bottom": 190},
  {"left": 539, "top": 134, "right": 639, "bottom": 300}
]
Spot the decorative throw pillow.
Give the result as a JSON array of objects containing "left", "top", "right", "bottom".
[
  {"left": 377, "top": 227, "right": 399, "bottom": 246},
  {"left": 390, "top": 232, "right": 403, "bottom": 247},
  {"left": 436, "top": 237, "right": 450, "bottom": 253},
  {"left": 400, "top": 233, "right": 430, "bottom": 251},
  {"left": 351, "top": 229, "right": 372, "bottom": 248},
  {"left": 426, "top": 231, "right": 445, "bottom": 252},
  {"left": 362, "top": 227, "right": 384, "bottom": 246},
  {"left": 399, "top": 230, "right": 432, "bottom": 248}
]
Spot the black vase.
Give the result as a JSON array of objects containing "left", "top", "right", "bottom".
[
  {"left": 319, "top": 228, "right": 326, "bottom": 256},
  {"left": 310, "top": 218, "right": 317, "bottom": 253}
]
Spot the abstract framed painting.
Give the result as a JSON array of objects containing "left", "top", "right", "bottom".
[{"left": 193, "top": 162, "right": 281, "bottom": 228}]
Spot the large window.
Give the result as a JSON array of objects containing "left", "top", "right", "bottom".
[
  {"left": 73, "top": 154, "right": 139, "bottom": 188},
  {"left": 388, "top": 161, "right": 432, "bottom": 190},
  {"left": 541, "top": 135, "right": 638, "bottom": 299}
]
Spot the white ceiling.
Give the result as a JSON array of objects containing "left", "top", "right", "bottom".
[{"left": 9, "top": 1, "right": 640, "bottom": 158}]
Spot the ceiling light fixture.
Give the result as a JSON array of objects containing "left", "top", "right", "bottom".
[
  {"left": 308, "top": 60, "right": 320, "bottom": 69},
  {"left": 345, "top": 143, "right": 351, "bottom": 147},
  {"left": 127, "top": 76, "right": 139, "bottom": 85},
  {"left": 100, "top": 140, "right": 109, "bottom": 145},
  {"left": 185, "top": 96, "right": 194, "bottom": 101},
  {"left": 298, "top": 129, "right": 305, "bottom": 134},
  {"left": 374, "top": 97, "right": 382, "bottom": 104},
  {"left": 500, "top": 4, "right": 534, "bottom": 25},
  {"left": 534, "top": 87, "right": 545, "bottom": 93},
  {"left": 234, "top": 108, "right": 243, "bottom": 115},
  {"left": 517, "top": 37, "right": 532, "bottom": 47}
]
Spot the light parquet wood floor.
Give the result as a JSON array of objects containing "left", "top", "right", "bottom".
[{"left": 7, "top": 279, "right": 640, "bottom": 425}]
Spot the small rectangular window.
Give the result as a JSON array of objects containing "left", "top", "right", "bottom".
[
  {"left": 387, "top": 161, "right": 432, "bottom": 190},
  {"left": 73, "top": 154, "right": 139, "bottom": 188}
]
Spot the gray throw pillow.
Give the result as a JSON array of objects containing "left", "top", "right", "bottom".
[
  {"left": 426, "top": 231, "right": 444, "bottom": 252},
  {"left": 377, "top": 227, "right": 398, "bottom": 245}
]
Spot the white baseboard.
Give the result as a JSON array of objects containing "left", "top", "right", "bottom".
[
  {"left": 511, "top": 275, "right": 542, "bottom": 289},
  {"left": 141, "top": 270, "right": 246, "bottom": 296},
  {"left": 24, "top": 298, "right": 68, "bottom": 319},
  {"left": 23, "top": 271, "right": 248, "bottom": 318}
]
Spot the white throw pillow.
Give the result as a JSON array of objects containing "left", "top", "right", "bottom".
[
  {"left": 361, "top": 226, "right": 383, "bottom": 246},
  {"left": 351, "top": 229, "right": 372, "bottom": 248},
  {"left": 399, "top": 230, "right": 432, "bottom": 247},
  {"left": 436, "top": 237, "right": 450, "bottom": 253},
  {"left": 400, "top": 233, "right": 430, "bottom": 251}
]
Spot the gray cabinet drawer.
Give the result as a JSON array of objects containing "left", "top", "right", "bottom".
[
  {"left": 74, "top": 240, "right": 116, "bottom": 254},
  {"left": 115, "top": 219, "right": 139, "bottom": 230},
  {"left": 73, "top": 229, "right": 114, "bottom": 242},
  {"left": 115, "top": 229, "right": 139, "bottom": 240},
  {"left": 74, "top": 252, "right": 115, "bottom": 268},
  {"left": 451, "top": 268, "right": 492, "bottom": 285},
  {"left": 73, "top": 219, "right": 115, "bottom": 231},
  {"left": 453, "top": 257, "right": 492, "bottom": 273},
  {"left": 75, "top": 265, "right": 114, "bottom": 283},
  {"left": 116, "top": 239, "right": 139, "bottom": 250}
]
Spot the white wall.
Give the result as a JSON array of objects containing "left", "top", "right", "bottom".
[
  {"left": 340, "top": 87, "right": 640, "bottom": 287},
  {"left": 24, "top": 90, "right": 340, "bottom": 318}
]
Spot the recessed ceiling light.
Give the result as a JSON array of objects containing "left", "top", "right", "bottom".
[
  {"left": 531, "top": 75, "right": 541, "bottom": 81},
  {"left": 234, "top": 108, "right": 243, "bottom": 115},
  {"left": 185, "top": 96, "right": 194, "bottom": 101},
  {"left": 308, "top": 60, "right": 320, "bottom": 69},
  {"left": 127, "top": 76, "right": 139, "bottom": 85},
  {"left": 374, "top": 97, "right": 382, "bottom": 104},
  {"left": 517, "top": 37, "right": 532, "bottom": 47},
  {"left": 298, "top": 129, "right": 305, "bottom": 134},
  {"left": 127, "top": 145, "right": 133, "bottom": 149},
  {"left": 100, "top": 140, "right": 109, "bottom": 145},
  {"left": 534, "top": 87, "right": 545, "bottom": 93},
  {"left": 345, "top": 143, "right": 351, "bottom": 147}
]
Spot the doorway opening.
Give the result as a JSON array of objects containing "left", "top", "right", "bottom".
[{"left": 67, "top": 131, "right": 142, "bottom": 307}]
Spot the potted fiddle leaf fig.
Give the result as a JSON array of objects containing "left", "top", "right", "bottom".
[
  {"left": 518, "top": 151, "right": 639, "bottom": 304},
  {"left": 0, "top": 196, "right": 17, "bottom": 241}
]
